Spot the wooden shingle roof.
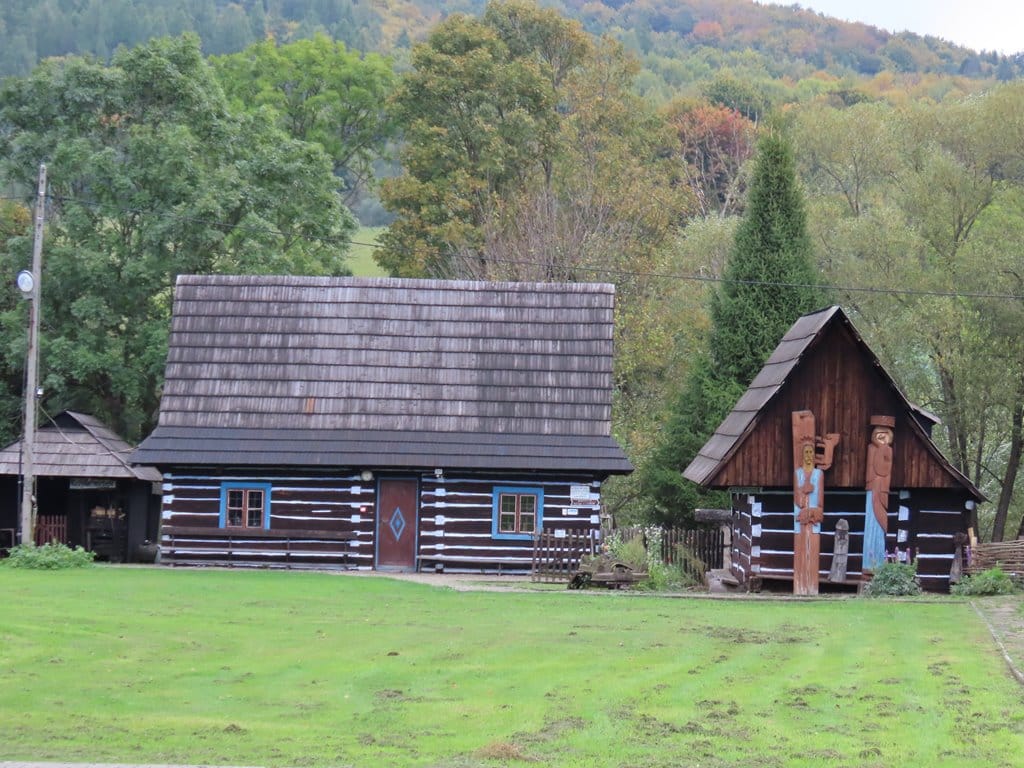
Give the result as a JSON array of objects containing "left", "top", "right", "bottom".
[
  {"left": 684, "top": 307, "right": 840, "bottom": 486},
  {"left": 0, "top": 411, "right": 161, "bottom": 481},
  {"left": 133, "top": 275, "right": 632, "bottom": 473}
]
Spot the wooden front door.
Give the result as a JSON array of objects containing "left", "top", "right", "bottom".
[{"left": 376, "top": 479, "right": 418, "bottom": 570}]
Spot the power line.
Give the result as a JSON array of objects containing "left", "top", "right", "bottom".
[{"left": 4, "top": 192, "right": 1024, "bottom": 301}]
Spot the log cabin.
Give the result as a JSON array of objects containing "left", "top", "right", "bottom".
[
  {"left": 683, "top": 306, "right": 983, "bottom": 593},
  {"left": 132, "top": 275, "right": 632, "bottom": 571},
  {"left": 0, "top": 411, "right": 162, "bottom": 560}
]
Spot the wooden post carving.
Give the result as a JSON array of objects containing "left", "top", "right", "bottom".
[
  {"left": 792, "top": 411, "right": 840, "bottom": 596},
  {"left": 950, "top": 531, "right": 968, "bottom": 585},
  {"left": 863, "top": 415, "right": 895, "bottom": 573},
  {"left": 828, "top": 518, "right": 850, "bottom": 583}
]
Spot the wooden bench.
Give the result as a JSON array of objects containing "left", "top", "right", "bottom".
[{"left": 161, "top": 526, "right": 357, "bottom": 569}]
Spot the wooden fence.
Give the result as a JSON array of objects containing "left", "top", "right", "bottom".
[
  {"left": 531, "top": 526, "right": 726, "bottom": 584},
  {"left": 968, "top": 539, "right": 1024, "bottom": 576},
  {"left": 616, "top": 527, "right": 726, "bottom": 582},
  {"left": 35, "top": 515, "right": 67, "bottom": 546},
  {"left": 531, "top": 528, "right": 598, "bottom": 583}
]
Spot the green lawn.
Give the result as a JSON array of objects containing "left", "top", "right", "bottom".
[
  {"left": 348, "top": 226, "right": 387, "bottom": 277},
  {"left": 1, "top": 568, "right": 1022, "bottom": 767}
]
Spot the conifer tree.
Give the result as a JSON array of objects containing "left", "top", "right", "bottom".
[{"left": 640, "top": 131, "right": 828, "bottom": 526}]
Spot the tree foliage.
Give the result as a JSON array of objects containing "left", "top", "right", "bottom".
[
  {"left": 795, "top": 84, "right": 1024, "bottom": 541},
  {"left": 0, "top": 0, "right": 385, "bottom": 77},
  {"left": 377, "top": 2, "right": 569, "bottom": 277},
  {"left": 663, "top": 100, "right": 757, "bottom": 218},
  {"left": 211, "top": 35, "right": 396, "bottom": 204},
  {"left": 639, "top": 132, "right": 828, "bottom": 526},
  {"left": 0, "top": 34, "right": 354, "bottom": 443}
]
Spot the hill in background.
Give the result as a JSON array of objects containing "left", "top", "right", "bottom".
[{"left": 2, "top": 0, "right": 1020, "bottom": 91}]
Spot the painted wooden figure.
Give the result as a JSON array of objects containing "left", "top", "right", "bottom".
[
  {"left": 863, "top": 415, "right": 895, "bottom": 572},
  {"left": 792, "top": 410, "right": 840, "bottom": 596}
]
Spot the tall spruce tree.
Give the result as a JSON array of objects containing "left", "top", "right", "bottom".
[{"left": 641, "top": 131, "right": 828, "bottom": 526}]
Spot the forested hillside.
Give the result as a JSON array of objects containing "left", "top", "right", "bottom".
[
  {"left": 3, "top": 0, "right": 1022, "bottom": 86},
  {"left": 2, "top": 0, "right": 1024, "bottom": 541}
]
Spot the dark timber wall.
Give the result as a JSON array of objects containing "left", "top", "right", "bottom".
[
  {"left": 159, "top": 469, "right": 603, "bottom": 570},
  {"left": 731, "top": 488, "right": 972, "bottom": 592}
]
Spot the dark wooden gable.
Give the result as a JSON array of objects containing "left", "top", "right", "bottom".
[
  {"left": 134, "top": 276, "right": 632, "bottom": 473},
  {"left": 684, "top": 307, "right": 982, "bottom": 498}
]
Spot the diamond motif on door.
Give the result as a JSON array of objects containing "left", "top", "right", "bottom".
[{"left": 389, "top": 506, "right": 407, "bottom": 541}]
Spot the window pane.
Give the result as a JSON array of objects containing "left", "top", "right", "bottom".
[
  {"left": 500, "top": 494, "right": 518, "bottom": 532},
  {"left": 247, "top": 490, "right": 264, "bottom": 528},
  {"left": 520, "top": 513, "right": 535, "bottom": 533},
  {"left": 227, "top": 490, "right": 243, "bottom": 526},
  {"left": 520, "top": 496, "right": 536, "bottom": 516}
]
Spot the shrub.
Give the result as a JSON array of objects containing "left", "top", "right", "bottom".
[
  {"left": 2, "top": 542, "right": 96, "bottom": 569},
  {"left": 951, "top": 567, "right": 1019, "bottom": 596},
  {"left": 607, "top": 533, "right": 648, "bottom": 571},
  {"left": 864, "top": 562, "right": 921, "bottom": 597},
  {"left": 605, "top": 529, "right": 700, "bottom": 591}
]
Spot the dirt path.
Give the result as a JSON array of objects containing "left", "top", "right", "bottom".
[{"left": 970, "top": 595, "right": 1024, "bottom": 685}]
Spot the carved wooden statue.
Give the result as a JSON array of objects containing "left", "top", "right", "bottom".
[
  {"left": 828, "top": 518, "right": 850, "bottom": 583},
  {"left": 792, "top": 410, "right": 840, "bottom": 596},
  {"left": 863, "top": 415, "right": 895, "bottom": 572}
]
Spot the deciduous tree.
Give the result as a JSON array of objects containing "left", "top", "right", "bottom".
[
  {"left": 0, "top": 34, "right": 354, "bottom": 442},
  {"left": 212, "top": 35, "right": 396, "bottom": 203}
]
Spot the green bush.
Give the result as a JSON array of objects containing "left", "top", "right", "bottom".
[
  {"left": 607, "top": 534, "right": 648, "bottom": 571},
  {"left": 2, "top": 542, "right": 96, "bottom": 569},
  {"left": 864, "top": 562, "right": 921, "bottom": 597},
  {"left": 605, "top": 530, "right": 700, "bottom": 591},
  {"left": 951, "top": 567, "right": 1019, "bottom": 596}
]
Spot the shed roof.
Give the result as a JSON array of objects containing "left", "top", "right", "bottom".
[
  {"left": 133, "top": 275, "right": 632, "bottom": 473},
  {"left": 0, "top": 411, "right": 161, "bottom": 481},
  {"left": 683, "top": 306, "right": 982, "bottom": 499}
]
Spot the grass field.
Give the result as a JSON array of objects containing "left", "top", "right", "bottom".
[
  {"left": 348, "top": 226, "right": 387, "bottom": 277},
  {"left": 1, "top": 568, "right": 1023, "bottom": 768}
]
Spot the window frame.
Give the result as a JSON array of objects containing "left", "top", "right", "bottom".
[
  {"left": 491, "top": 486, "right": 544, "bottom": 540},
  {"left": 219, "top": 482, "right": 272, "bottom": 530}
]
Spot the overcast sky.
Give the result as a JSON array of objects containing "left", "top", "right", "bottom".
[{"left": 764, "top": 1, "right": 1024, "bottom": 54}]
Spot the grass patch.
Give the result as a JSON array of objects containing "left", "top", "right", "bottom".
[
  {"left": 348, "top": 226, "right": 387, "bottom": 277},
  {"left": 1, "top": 568, "right": 1023, "bottom": 767}
]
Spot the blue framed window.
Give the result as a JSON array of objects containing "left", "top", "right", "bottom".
[
  {"left": 219, "top": 482, "right": 272, "bottom": 529},
  {"left": 492, "top": 486, "right": 544, "bottom": 540}
]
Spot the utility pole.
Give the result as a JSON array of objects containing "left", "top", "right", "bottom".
[{"left": 19, "top": 163, "right": 46, "bottom": 545}]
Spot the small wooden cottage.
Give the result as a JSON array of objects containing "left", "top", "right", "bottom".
[
  {"left": 683, "top": 306, "right": 983, "bottom": 593},
  {"left": 132, "top": 275, "right": 632, "bottom": 571},
  {"left": 0, "top": 411, "right": 162, "bottom": 560}
]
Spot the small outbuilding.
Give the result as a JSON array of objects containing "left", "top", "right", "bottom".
[
  {"left": 132, "top": 275, "right": 632, "bottom": 571},
  {"left": 684, "top": 306, "right": 983, "bottom": 593},
  {"left": 0, "top": 410, "right": 162, "bottom": 560}
]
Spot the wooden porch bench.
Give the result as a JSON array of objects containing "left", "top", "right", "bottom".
[{"left": 160, "top": 526, "right": 357, "bottom": 569}]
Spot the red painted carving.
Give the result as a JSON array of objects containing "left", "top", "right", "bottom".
[{"left": 792, "top": 410, "right": 840, "bottom": 596}]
